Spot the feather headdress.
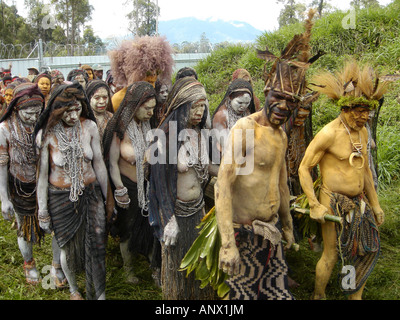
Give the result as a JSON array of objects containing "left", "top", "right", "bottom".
[
  {"left": 109, "top": 36, "right": 175, "bottom": 87},
  {"left": 311, "top": 59, "right": 391, "bottom": 110},
  {"left": 257, "top": 9, "right": 322, "bottom": 105}
]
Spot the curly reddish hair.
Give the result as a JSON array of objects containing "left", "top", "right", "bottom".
[{"left": 109, "top": 36, "right": 175, "bottom": 87}]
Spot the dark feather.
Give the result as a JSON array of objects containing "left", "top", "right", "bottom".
[
  {"left": 256, "top": 47, "right": 277, "bottom": 62},
  {"left": 308, "top": 50, "right": 326, "bottom": 64}
]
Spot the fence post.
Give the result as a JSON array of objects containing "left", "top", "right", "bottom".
[{"left": 38, "top": 39, "right": 44, "bottom": 72}]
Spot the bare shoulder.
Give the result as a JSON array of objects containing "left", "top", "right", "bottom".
[
  {"left": 0, "top": 121, "right": 10, "bottom": 143},
  {"left": 212, "top": 107, "right": 227, "bottom": 129},
  {"left": 81, "top": 118, "right": 97, "bottom": 133},
  {"left": 37, "top": 128, "right": 55, "bottom": 149},
  {"left": 0, "top": 121, "right": 9, "bottom": 134},
  {"left": 232, "top": 114, "right": 256, "bottom": 131},
  {"left": 312, "top": 118, "right": 338, "bottom": 144}
]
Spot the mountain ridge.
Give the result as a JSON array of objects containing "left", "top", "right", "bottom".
[{"left": 158, "top": 17, "right": 262, "bottom": 44}]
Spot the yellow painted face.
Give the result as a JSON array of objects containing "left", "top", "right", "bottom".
[
  {"left": 85, "top": 69, "right": 94, "bottom": 80},
  {"left": 343, "top": 106, "right": 370, "bottom": 131},
  {"left": 4, "top": 89, "right": 13, "bottom": 105},
  {"left": 38, "top": 77, "right": 51, "bottom": 96}
]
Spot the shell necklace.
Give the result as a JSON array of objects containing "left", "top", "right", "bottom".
[{"left": 339, "top": 115, "right": 365, "bottom": 169}]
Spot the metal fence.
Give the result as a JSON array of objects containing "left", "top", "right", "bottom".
[
  {"left": 1, "top": 52, "right": 209, "bottom": 80},
  {"left": 0, "top": 41, "right": 107, "bottom": 60}
]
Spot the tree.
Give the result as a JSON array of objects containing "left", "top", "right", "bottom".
[
  {"left": 309, "top": 0, "right": 335, "bottom": 17},
  {"left": 277, "top": 0, "right": 307, "bottom": 28},
  {"left": 350, "top": 0, "right": 380, "bottom": 8},
  {"left": 199, "top": 32, "right": 211, "bottom": 53},
  {"left": 83, "top": 25, "right": 105, "bottom": 54},
  {"left": 23, "top": 0, "right": 55, "bottom": 42},
  {"left": 50, "top": 0, "right": 93, "bottom": 55},
  {"left": 125, "top": 0, "right": 160, "bottom": 36},
  {"left": 0, "top": 1, "right": 27, "bottom": 45}
]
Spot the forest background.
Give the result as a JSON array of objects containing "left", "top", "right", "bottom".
[{"left": 0, "top": 0, "right": 399, "bottom": 300}]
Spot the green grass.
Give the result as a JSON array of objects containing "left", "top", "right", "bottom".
[
  {"left": 286, "top": 181, "right": 400, "bottom": 300},
  {"left": 0, "top": 221, "right": 162, "bottom": 300},
  {"left": 1, "top": 181, "right": 399, "bottom": 300}
]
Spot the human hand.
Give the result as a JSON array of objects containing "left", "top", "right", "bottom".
[
  {"left": 219, "top": 245, "right": 240, "bottom": 276},
  {"left": 114, "top": 186, "right": 130, "bottom": 209},
  {"left": 282, "top": 227, "right": 295, "bottom": 250},
  {"left": 39, "top": 220, "right": 52, "bottom": 234},
  {"left": 372, "top": 206, "right": 384, "bottom": 227},
  {"left": 1, "top": 200, "right": 14, "bottom": 222},
  {"left": 38, "top": 209, "right": 52, "bottom": 234},
  {"left": 310, "top": 203, "right": 328, "bottom": 224},
  {"left": 163, "top": 215, "right": 179, "bottom": 246}
]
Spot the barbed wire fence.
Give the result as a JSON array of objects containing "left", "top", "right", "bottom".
[{"left": 0, "top": 40, "right": 108, "bottom": 60}]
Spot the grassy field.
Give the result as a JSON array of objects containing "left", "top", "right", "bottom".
[
  {"left": 0, "top": 180, "right": 399, "bottom": 300},
  {"left": 0, "top": 224, "right": 162, "bottom": 300}
]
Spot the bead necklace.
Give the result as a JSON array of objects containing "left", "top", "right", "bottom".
[
  {"left": 181, "top": 127, "right": 209, "bottom": 184},
  {"left": 9, "top": 114, "right": 37, "bottom": 196},
  {"left": 126, "top": 119, "right": 152, "bottom": 214},
  {"left": 53, "top": 120, "right": 85, "bottom": 202}
]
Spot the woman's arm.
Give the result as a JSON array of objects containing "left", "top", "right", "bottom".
[
  {"left": 108, "top": 132, "right": 130, "bottom": 208},
  {"left": 36, "top": 130, "right": 51, "bottom": 232},
  {"left": 89, "top": 121, "right": 108, "bottom": 199},
  {"left": 0, "top": 124, "right": 13, "bottom": 221}
]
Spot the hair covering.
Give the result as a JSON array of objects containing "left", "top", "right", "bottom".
[
  {"left": 5, "top": 82, "right": 17, "bottom": 92},
  {"left": 232, "top": 68, "right": 253, "bottom": 86},
  {"left": 176, "top": 67, "right": 198, "bottom": 81},
  {"left": 212, "top": 78, "right": 256, "bottom": 122},
  {"left": 105, "top": 70, "right": 113, "bottom": 86},
  {"left": 257, "top": 9, "right": 320, "bottom": 106},
  {"left": 33, "top": 72, "right": 52, "bottom": 84},
  {"left": 81, "top": 64, "right": 94, "bottom": 74},
  {"left": 0, "top": 84, "right": 44, "bottom": 123},
  {"left": 85, "top": 79, "right": 114, "bottom": 114},
  {"left": 67, "top": 69, "right": 89, "bottom": 83},
  {"left": 311, "top": 59, "right": 390, "bottom": 110},
  {"left": 34, "top": 81, "right": 95, "bottom": 143},
  {"left": 102, "top": 81, "right": 156, "bottom": 159},
  {"left": 109, "top": 36, "right": 174, "bottom": 87},
  {"left": 2, "top": 75, "right": 12, "bottom": 83},
  {"left": 50, "top": 69, "right": 65, "bottom": 84},
  {"left": 148, "top": 77, "right": 209, "bottom": 240}
]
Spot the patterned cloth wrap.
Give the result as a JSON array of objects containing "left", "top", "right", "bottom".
[{"left": 226, "top": 219, "right": 294, "bottom": 300}]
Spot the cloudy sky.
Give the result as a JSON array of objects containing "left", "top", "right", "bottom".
[{"left": 13, "top": 0, "right": 394, "bottom": 39}]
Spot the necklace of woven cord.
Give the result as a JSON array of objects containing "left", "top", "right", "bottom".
[
  {"left": 8, "top": 114, "right": 37, "bottom": 196},
  {"left": 95, "top": 111, "right": 112, "bottom": 141},
  {"left": 339, "top": 115, "right": 362, "bottom": 154},
  {"left": 53, "top": 121, "right": 85, "bottom": 202},
  {"left": 126, "top": 119, "right": 152, "bottom": 216},
  {"left": 181, "top": 127, "right": 209, "bottom": 184}
]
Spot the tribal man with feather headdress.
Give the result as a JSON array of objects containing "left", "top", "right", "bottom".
[
  {"left": 215, "top": 9, "right": 319, "bottom": 300},
  {"left": 299, "top": 59, "right": 389, "bottom": 299}
]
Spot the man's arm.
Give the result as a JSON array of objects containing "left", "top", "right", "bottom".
[
  {"left": 298, "top": 128, "right": 334, "bottom": 223},
  {"left": 278, "top": 158, "right": 294, "bottom": 249},
  {"left": 215, "top": 119, "right": 249, "bottom": 276}
]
